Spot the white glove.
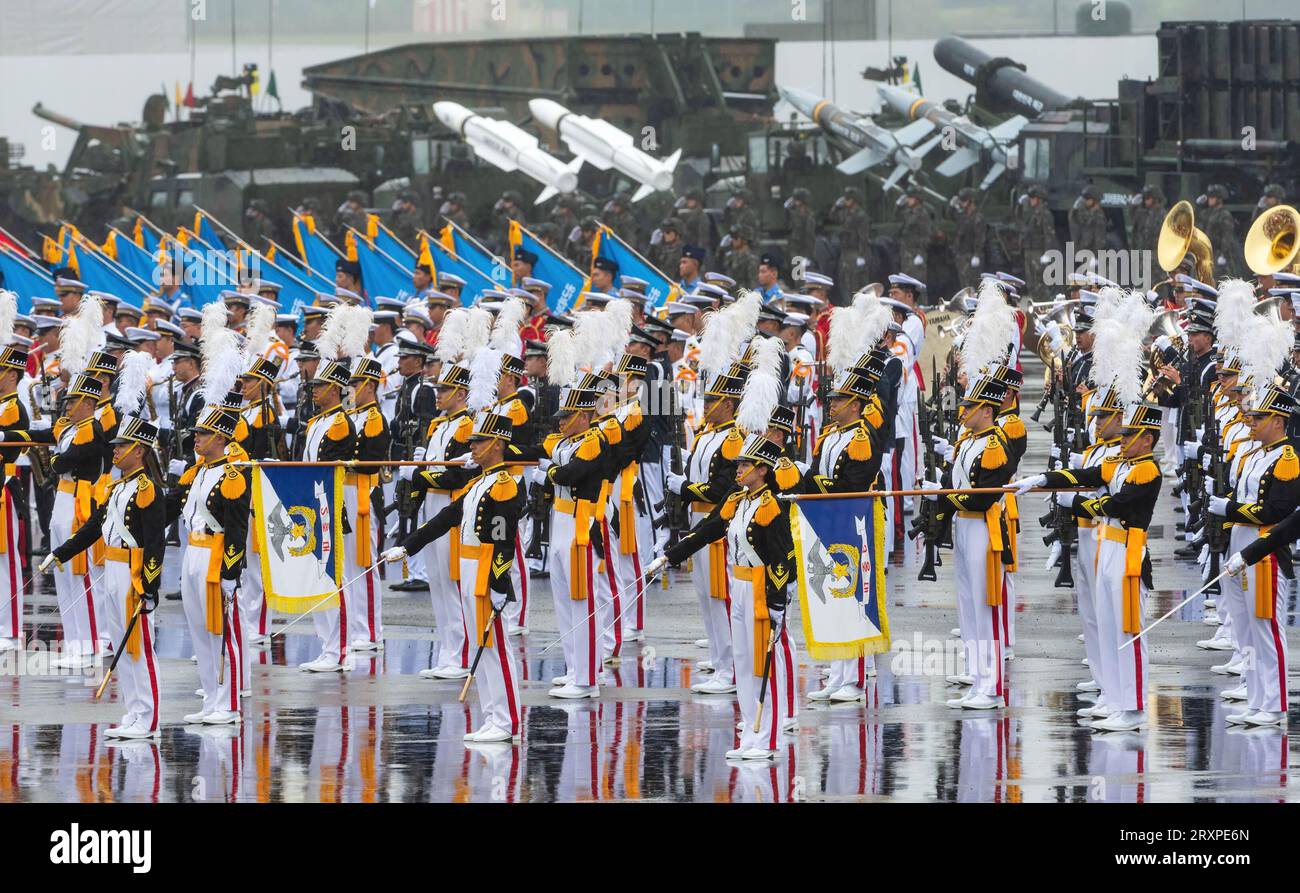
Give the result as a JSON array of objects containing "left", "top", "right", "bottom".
[
  {"left": 921, "top": 479, "right": 943, "bottom": 501},
  {"left": 398, "top": 465, "right": 414, "bottom": 482},
  {"left": 1049, "top": 444, "right": 1061, "bottom": 461},
  {"left": 38, "top": 553, "right": 58, "bottom": 573},
  {"left": 463, "top": 457, "right": 479, "bottom": 470},
  {"left": 1040, "top": 252, "right": 1052, "bottom": 264},
  {"left": 666, "top": 471, "right": 688, "bottom": 494},
  {"left": 912, "top": 254, "right": 924, "bottom": 266},
  {"left": 490, "top": 589, "right": 507, "bottom": 612},
  {"left": 1068, "top": 451, "right": 1085, "bottom": 469},
  {"left": 1182, "top": 441, "right": 1199, "bottom": 459},
  {"left": 1207, "top": 495, "right": 1229, "bottom": 516},
  {"left": 168, "top": 459, "right": 186, "bottom": 477},
  {"left": 1010, "top": 473, "right": 1047, "bottom": 496},
  {"left": 537, "top": 457, "right": 552, "bottom": 474},
  {"left": 1044, "top": 540, "right": 1062, "bottom": 571},
  {"left": 931, "top": 434, "right": 951, "bottom": 453},
  {"left": 970, "top": 256, "right": 980, "bottom": 268},
  {"left": 1225, "top": 552, "right": 1246, "bottom": 575},
  {"left": 412, "top": 447, "right": 427, "bottom": 462},
  {"left": 1049, "top": 331, "right": 1064, "bottom": 353},
  {"left": 1201, "top": 454, "right": 1211, "bottom": 472},
  {"left": 1203, "top": 478, "right": 1215, "bottom": 497},
  {"left": 644, "top": 555, "right": 668, "bottom": 578},
  {"left": 1053, "top": 491, "right": 1074, "bottom": 509},
  {"left": 1154, "top": 335, "right": 1171, "bottom": 352},
  {"left": 855, "top": 256, "right": 866, "bottom": 268},
  {"left": 381, "top": 546, "right": 407, "bottom": 563},
  {"left": 221, "top": 578, "right": 236, "bottom": 598}
]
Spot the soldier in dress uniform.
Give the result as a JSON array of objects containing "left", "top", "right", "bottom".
[
  {"left": 1014, "top": 403, "right": 1164, "bottom": 731},
  {"left": 383, "top": 409, "right": 526, "bottom": 744},
  {"left": 921, "top": 375, "right": 1017, "bottom": 711},
  {"left": 651, "top": 433, "right": 796, "bottom": 761},
  {"left": 44, "top": 415, "right": 167, "bottom": 740},
  {"left": 232, "top": 356, "right": 283, "bottom": 652},
  {"left": 388, "top": 336, "right": 438, "bottom": 594},
  {"left": 297, "top": 359, "right": 358, "bottom": 673},
  {"left": 343, "top": 357, "right": 392, "bottom": 653},
  {"left": 664, "top": 370, "right": 746, "bottom": 696},
  {"left": 490, "top": 350, "right": 536, "bottom": 635},
  {"left": 1204, "top": 384, "right": 1299, "bottom": 727},
  {"left": 167, "top": 403, "right": 250, "bottom": 726},
  {"left": 0, "top": 342, "right": 50, "bottom": 651}
]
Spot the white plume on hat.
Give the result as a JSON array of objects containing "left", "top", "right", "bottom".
[
  {"left": 461, "top": 307, "right": 492, "bottom": 363},
  {"left": 114, "top": 350, "right": 153, "bottom": 414},
  {"left": 958, "top": 278, "right": 1018, "bottom": 378},
  {"left": 59, "top": 291, "right": 107, "bottom": 377},
  {"left": 489, "top": 296, "right": 527, "bottom": 358},
  {"left": 0, "top": 290, "right": 16, "bottom": 349},
  {"left": 546, "top": 328, "right": 580, "bottom": 389},
  {"left": 435, "top": 307, "right": 470, "bottom": 365},
  {"left": 340, "top": 305, "right": 373, "bottom": 360},
  {"left": 1241, "top": 308, "right": 1292, "bottom": 402},
  {"left": 1092, "top": 290, "right": 1153, "bottom": 406},
  {"left": 1214, "top": 279, "right": 1256, "bottom": 358},
  {"left": 736, "top": 336, "right": 783, "bottom": 434},
  {"left": 1091, "top": 286, "right": 1126, "bottom": 327},
  {"left": 200, "top": 301, "right": 243, "bottom": 405},
  {"left": 242, "top": 301, "right": 276, "bottom": 364},
  {"left": 467, "top": 346, "right": 502, "bottom": 413},
  {"left": 828, "top": 288, "right": 891, "bottom": 374},
  {"left": 698, "top": 290, "right": 760, "bottom": 380}
]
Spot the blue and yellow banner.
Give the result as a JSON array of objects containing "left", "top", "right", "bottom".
[
  {"left": 0, "top": 247, "right": 53, "bottom": 312},
  {"left": 790, "top": 496, "right": 890, "bottom": 660},
  {"left": 292, "top": 214, "right": 344, "bottom": 284},
  {"left": 507, "top": 219, "right": 589, "bottom": 313},
  {"left": 251, "top": 465, "right": 345, "bottom": 614},
  {"left": 593, "top": 224, "right": 679, "bottom": 309},
  {"left": 418, "top": 232, "right": 498, "bottom": 304}
]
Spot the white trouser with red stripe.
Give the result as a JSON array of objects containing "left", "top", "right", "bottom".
[
  {"left": 1074, "top": 525, "right": 1104, "bottom": 688},
  {"left": 420, "top": 491, "right": 467, "bottom": 670},
  {"left": 549, "top": 511, "right": 599, "bottom": 688},
  {"left": 825, "top": 655, "right": 873, "bottom": 691},
  {"left": 181, "top": 542, "right": 238, "bottom": 716},
  {"left": 103, "top": 558, "right": 161, "bottom": 732},
  {"left": 0, "top": 488, "right": 21, "bottom": 642},
  {"left": 898, "top": 402, "right": 919, "bottom": 515},
  {"left": 1093, "top": 533, "right": 1146, "bottom": 713},
  {"left": 595, "top": 519, "right": 621, "bottom": 662},
  {"left": 1230, "top": 525, "right": 1288, "bottom": 714},
  {"left": 1000, "top": 570, "right": 1017, "bottom": 649},
  {"left": 239, "top": 526, "right": 270, "bottom": 641},
  {"left": 953, "top": 516, "right": 1003, "bottom": 700},
  {"left": 459, "top": 556, "right": 521, "bottom": 736},
  {"left": 343, "top": 483, "right": 382, "bottom": 647},
  {"left": 730, "top": 575, "right": 790, "bottom": 753},
  {"left": 1219, "top": 532, "right": 1254, "bottom": 671},
  {"left": 503, "top": 533, "right": 529, "bottom": 630},
  {"left": 627, "top": 489, "right": 654, "bottom": 636},
  {"left": 50, "top": 491, "right": 100, "bottom": 659},
  {"left": 689, "top": 510, "right": 734, "bottom": 685}
]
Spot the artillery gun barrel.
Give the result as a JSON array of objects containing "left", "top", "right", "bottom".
[{"left": 933, "top": 36, "right": 1071, "bottom": 118}]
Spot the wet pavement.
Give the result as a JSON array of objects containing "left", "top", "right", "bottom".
[{"left": 2, "top": 361, "right": 1298, "bottom": 803}]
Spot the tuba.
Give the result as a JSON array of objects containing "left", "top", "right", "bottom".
[
  {"left": 1141, "top": 309, "right": 1185, "bottom": 399},
  {"left": 1158, "top": 200, "right": 1216, "bottom": 285},
  {"left": 1031, "top": 300, "right": 1077, "bottom": 369},
  {"left": 1244, "top": 204, "right": 1300, "bottom": 276}
]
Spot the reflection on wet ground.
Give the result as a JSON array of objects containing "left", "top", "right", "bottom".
[{"left": 1, "top": 612, "right": 1296, "bottom": 803}]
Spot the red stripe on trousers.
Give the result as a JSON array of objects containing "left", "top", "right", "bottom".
[
  {"left": 458, "top": 580, "right": 469, "bottom": 667},
  {"left": 493, "top": 613, "right": 519, "bottom": 734},
  {"left": 514, "top": 537, "right": 528, "bottom": 626},
  {"left": 991, "top": 605, "right": 1003, "bottom": 699},
  {"left": 6, "top": 501, "right": 17, "bottom": 635},
  {"left": 585, "top": 543, "right": 596, "bottom": 684},
  {"left": 365, "top": 565, "right": 376, "bottom": 642},
  {"left": 82, "top": 573, "right": 99, "bottom": 653},
  {"left": 630, "top": 542, "right": 644, "bottom": 630},
  {"left": 1269, "top": 558, "right": 1287, "bottom": 711},
  {"left": 141, "top": 614, "right": 159, "bottom": 732},
  {"left": 601, "top": 520, "right": 621, "bottom": 657},
  {"left": 338, "top": 573, "right": 348, "bottom": 658},
  {"left": 226, "top": 603, "right": 240, "bottom": 712}
]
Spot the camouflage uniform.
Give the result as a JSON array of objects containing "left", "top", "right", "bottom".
[
  {"left": 952, "top": 196, "right": 987, "bottom": 289},
  {"left": 1129, "top": 190, "right": 1166, "bottom": 257},
  {"left": 676, "top": 193, "right": 712, "bottom": 251},
  {"left": 649, "top": 221, "right": 684, "bottom": 277},
  {"left": 1069, "top": 192, "right": 1108, "bottom": 258},
  {"left": 832, "top": 193, "right": 871, "bottom": 296},
  {"left": 1199, "top": 189, "right": 1240, "bottom": 277},
  {"left": 787, "top": 203, "right": 817, "bottom": 270},
  {"left": 722, "top": 233, "right": 760, "bottom": 290},
  {"left": 897, "top": 195, "right": 935, "bottom": 284},
  {"left": 724, "top": 193, "right": 761, "bottom": 247},
  {"left": 603, "top": 206, "right": 640, "bottom": 249},
  {"left": 1019, "top": 189, "right": 1057, "bottom": 299},
  {"left": 492, "top": 192, "right": 525, "bottom": 252},
  {"left": 391, "top": 197, "right": 422, "bottom": 248}
]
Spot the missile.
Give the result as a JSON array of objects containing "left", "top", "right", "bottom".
[
  {"left": 528, "top": 98, "right": 680, "bottom": 202},
  {"left": 778, "top": 85, "right": 936, "bottom": 191},
  {"left": 876, "top": 83, "right": 1027, "bottom": 190},
  {"left": 433, "top": 100, "right": 581, "bottom": 205}
]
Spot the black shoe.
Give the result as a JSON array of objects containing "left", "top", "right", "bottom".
[
  {"left": 529, "top": 570, "right": 550, "bottom": 580},
  {"left": 390, "top": 579, "right": 428, "bottom": 592},
  {"left": 1174, "top": 544, "right": 1199, "bottom": 559},
  {"left": 1176, "top": 522, "right": 1186, "bottom": 532},
  {"left": 165, "top": 590, "right": 181, "bottom": 601}
]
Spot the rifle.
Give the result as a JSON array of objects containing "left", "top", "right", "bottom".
[
  {"left": 1041, "top": 380, "right": 1075, "bottom": 588},
  {"left": 165, "top": 372, "right": 179, "bottom": 477},
  {"left": 908, "top": 370, "right": 942, "bottom": 581},
  {"left": 1202, "top": 396, "right": 1226, "bottom": 593},
  {"left": 665, "top": 376, "right": 689, "bottom": 539}
]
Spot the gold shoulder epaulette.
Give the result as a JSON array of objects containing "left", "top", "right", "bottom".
[
  {"left": 1125, "top": 458, "right": 1160, "bottom": 486},
  {"left": 980, "top": 433, "right": 1007, "bottom": 470},
  {"left": 364, "top": 407, "right": 383, "bottom": 438},
  {"left": 221, "top": 465, "right": 247, "bottom": 499},
  {"left": 847, "top": 424, "right": 872, "bottom": 461},
  {"left": 720, "top": 489, "right": 744, "bottom": 520},
  {"left": 489, "top": 470, "right": 518, "bottom": 501},
  {"left": 327, "top": 410, "right": 350, "bottom": 442},
  {"left": 754, "top": 489, "right": 780, "bottom": 526},
  {"left": 1275, "top": 445, "right": 1298, "bottom": 482}
]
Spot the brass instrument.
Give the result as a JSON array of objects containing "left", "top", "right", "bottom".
[
  {"left": 1157, "top": 200, "right": 1216, "bottom": 285},
  {"left": 1140, "top": 310, "right": 1185, "bottom": 399},
  {"left": 1244, "top": 204, "right": 1300, "bottom": 276},
  {"left": 1031, "top": 300, "right": 1077, "bottom": 371},
  {"left": 1253, "top": 295, "right": 1287, "bottom": 324},
  {"left": 27, "top": 358, "right": 56, "bottom": 488}
]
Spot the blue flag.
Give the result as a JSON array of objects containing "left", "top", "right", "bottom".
[
  {"left": 253, "top": 251, "right": 320, "bottom": 310},
  {"left": 507, "top": 219, "right": 588, "bottom": 313},
  {"left": 269, "top": 243, "right": 334, "bottom": 294},
  {"left": 71, "top": 243, "right": 150, "bottom": 301},
  {"left": 418, "top": 234, "right": 499, "bottom": 305},
  {"left": 594, "top": 224, "right": 680, "bottom": 309},
  {"left": 366, "top": 215, "right": 417, "bottom": 268},
  {"left": 790, "top": 495, "right": 890, "bottom": 660},
  {"left": 250, "top": 465, "right": 346, "bottom": 614},
  {"left": 109, "top": 229, "right": 161, "bottom": 287},
  {"left": 194, "top": 212, "right": 226, "bottom": 250},
  {"left": 439, "top": 222, "right": 511, "bottom": 288},
  {"left": 292, "top": 216, "right": 343, "bottom": 282},
  {"left": 351, "top": 233, "right": 413, "bottom": 304},
  {"left": 0, "top": 248, "right": 53, "bottom": 312}
]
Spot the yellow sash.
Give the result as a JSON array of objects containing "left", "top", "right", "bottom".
[
  {"left": 984, "top": 503, "right": 1005, "bottom": 607},
  {"left": 734, "top": 564, "right": 769, "bottom": 676},
  {"left": 105, "top": 545, "right": 145, "bottom": 658},
  {"left": 1255, "top": 525, "right": 1275, "bottom": 619},
  {"left": 618, "top": 462, "right": 638, "bottom": 553},
  {"left": 461, "top": 542, "right": 496, "bottom": 648},
  {"left": 354, "top": 473, "right": 373, "bottom": 567},
  {"left": 1003, "top": 492, "right": 1020, "bottom": 572},
  {"left": 571, "top": 499, "right": 594, "bottom": 600}
]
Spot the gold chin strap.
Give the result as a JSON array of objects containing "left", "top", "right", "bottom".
[{"left": 701, "top": 398, "right": 725, "bottom": 427}]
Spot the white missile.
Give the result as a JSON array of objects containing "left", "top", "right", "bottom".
[
  {"left": 433, "top": 100, "right": 581, "bottom": 205},
  {"left": 528, "top": 98, "right": 680, "bottom": 202}
]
